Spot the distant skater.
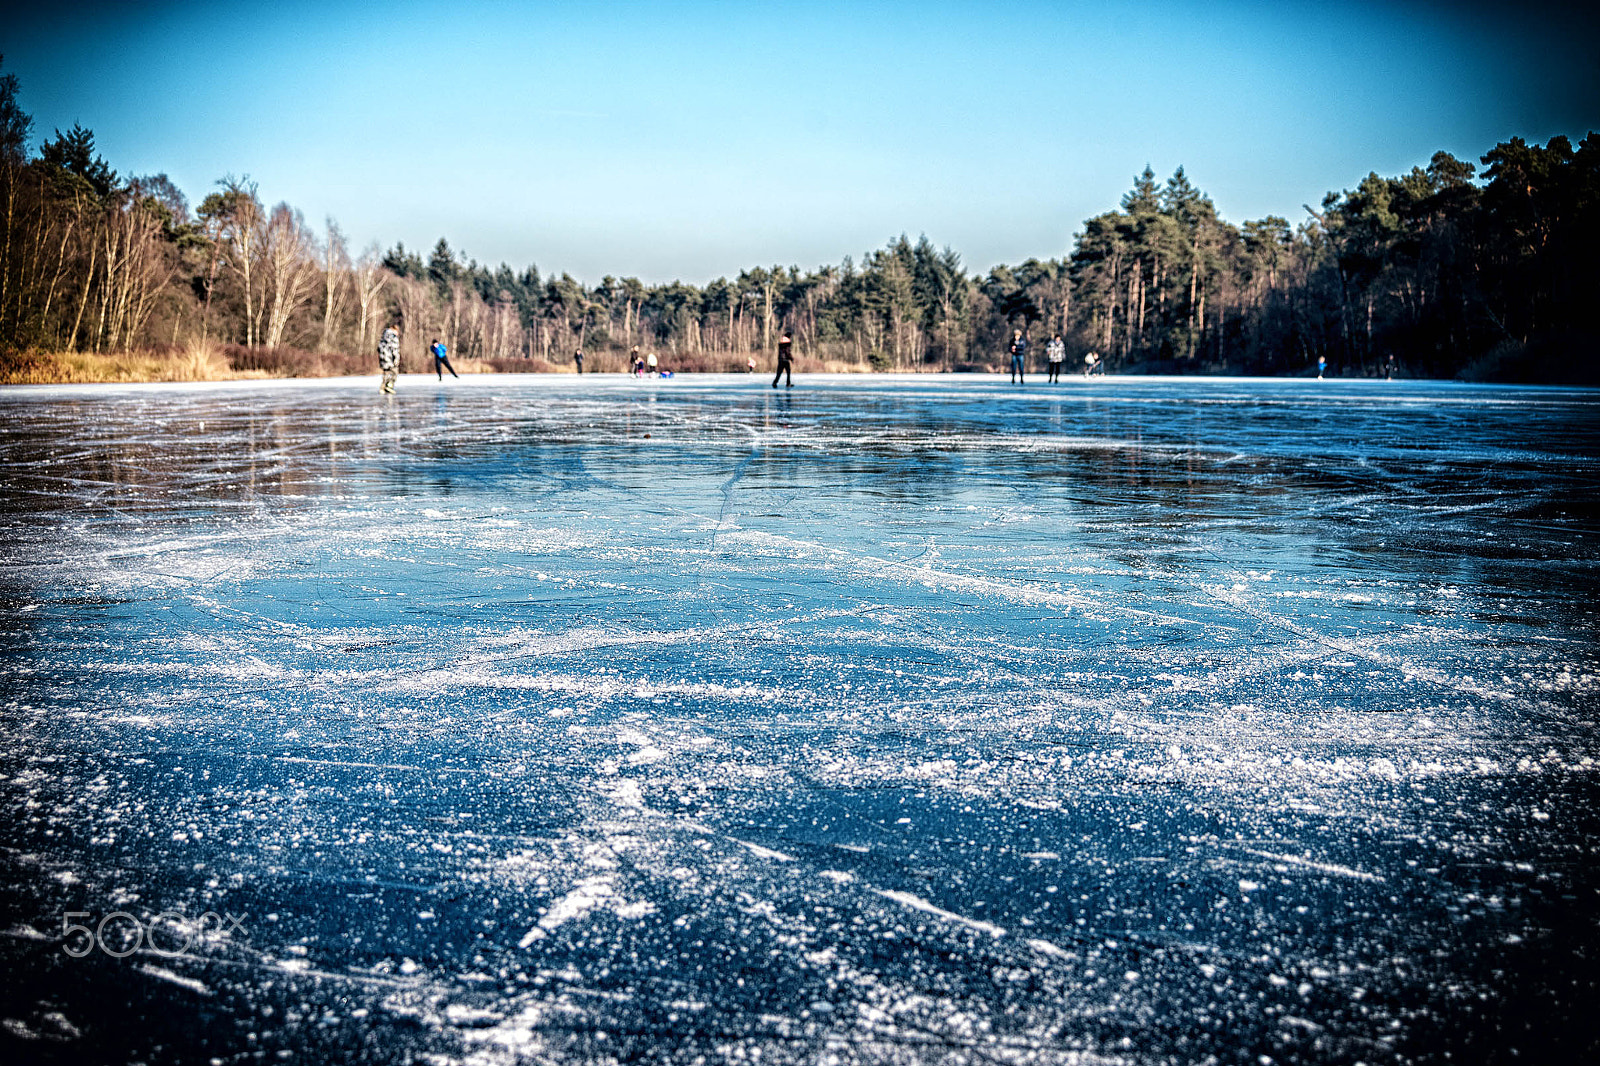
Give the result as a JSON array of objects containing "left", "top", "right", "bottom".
[
  {"left": 1046, "top": 333, "right": 1065, "bottom": 382},
  {"left": 1084, "top": 350, "right": 1100, "bottom": 376},
  {"left": 1384, "top": 353, "right": 1395, "bottom": 380},
  {"left": 633, "top": 351, "right": 645, "bottom": 377},
  {"left": 1009, "top": 329, "right": 1027, "bottom": 383},
  {"left": 574, "top": 348, "right": 584, "bottom": 374},
  {"left": 378, "top": 322, "right": 400, "bottom": 393},
  {"left": 430, "top": 338, "right": 458, "bottom": 380},
  {"left": 1318, "top": 355, "right": 1327, "bottom": 379},
  {"left": 772, "top": 330, "right": 794, "bottom": 388},
  {"left": 647, "top": 351, "right": 658, "bottom": 377}
]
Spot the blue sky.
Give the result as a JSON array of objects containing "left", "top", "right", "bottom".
[{"left": 3, "top": 0, "right": 1595, "bottom": 284}]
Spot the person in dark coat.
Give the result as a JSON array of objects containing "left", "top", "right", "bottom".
[{"left": 772, "top": 330, "right": 794, "bottom": 389}]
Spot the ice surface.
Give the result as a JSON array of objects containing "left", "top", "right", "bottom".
[{"left": 1, "top": 373, "right": 1598, "bottom": 1063}]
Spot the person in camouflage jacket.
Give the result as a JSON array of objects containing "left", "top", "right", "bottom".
[{"left": 378, "top": 324, "right": 400, "bottom": 393}]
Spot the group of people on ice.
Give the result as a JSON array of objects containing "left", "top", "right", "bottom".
[
  {"left": 375, "top": 322, "right": 791, "bottom": 392},
  {"left": 1009, "top": 329, "right": 1102, "bottom": 384},
  {"left": 377, "top": 324, "right": 456, "bottom": 393},
  {"left": 375, "top": 323, "right": 1105, "bottom": 392}
]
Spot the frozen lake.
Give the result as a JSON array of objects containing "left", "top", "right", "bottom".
[{"left": 1, "top": 372, "right": 1597, "bottom": 1064}]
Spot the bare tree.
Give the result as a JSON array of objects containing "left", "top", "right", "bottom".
[
  {"left": 261, "top": 203, "right": 316, "bottom": 349},
  {"left": 319, "top": 217, "right": 350, "bottom": 352},
  {"left": 200, "top": 176, "right": 264, "bottom": 346},
  {"left": 32, "top": 178, "right": 94, "bottom": 343},
  {"left": 393, "top": 274, "right": 434, "bottom": 368},
  {"left": 96, "top": 183, "right": 173, "bottom": 350},
  {"left": 352, "top": 243, "right": 388, "bottom": 355}
]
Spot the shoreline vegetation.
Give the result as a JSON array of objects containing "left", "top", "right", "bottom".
[
  {"left": 7, "top": 344, "right": 1585, "bottom": 387},
  {"left": 2, "top": 60, "right": 1597, "bottom": 388},
  {"left": 0, "top": 343, "right": 865, "bottom": 385}
]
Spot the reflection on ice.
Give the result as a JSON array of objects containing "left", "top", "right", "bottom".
[{"left": 1, "top": 374, "right": 1597, "bottom": 1063}]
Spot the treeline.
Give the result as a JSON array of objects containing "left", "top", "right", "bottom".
[{"left": 1, "top": 58, "right": 1596, "bottom": 380}]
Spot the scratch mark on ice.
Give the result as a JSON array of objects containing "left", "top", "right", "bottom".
[
  {"left": 1238, "top": 848, "right": 1385, "bottom": 883},
  {"left": 876, "top": 889, "right": 1005, "bottom": 938},
  {"left": 729, "top": 838, "right": 795, "bottom": 862}
]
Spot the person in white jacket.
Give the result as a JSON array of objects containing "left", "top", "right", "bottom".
[{"left": 1046, "top": 334, "right": 1065, "bottom": 382}]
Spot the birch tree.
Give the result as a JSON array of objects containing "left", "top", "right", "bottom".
[
  {"left": 97, "top": 183, "right": 173, "bottom": 350},
  {"left": 352, "top": 243, "right": 388, "bottom": 354},
  {"left": 261, "top": 203, "right": 316, "bottom": 349},
  {"left": 319, "top": 217, "right": 350, "bottom": 351},
  {"left": 199, "top": 177, "right": 264, "bottom": 347}
]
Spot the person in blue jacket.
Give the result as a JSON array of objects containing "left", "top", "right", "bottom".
[{"left": 431, "top": 338, "right": 458, "bottom": 380}]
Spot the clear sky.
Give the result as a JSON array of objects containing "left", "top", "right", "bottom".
[{"left": 3, "top": 0, "right": 1595, "bottom": 284}]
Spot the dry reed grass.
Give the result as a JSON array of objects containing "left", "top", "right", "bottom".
[
  {"left": 475, "top": 356, "right": 560, "bottom": 374},
  {"left": 1, "top": 345, "right": 995, "bottom": 386},
  {"left": 0, "top": 343, "right": 270, "bottom": 385},
  {"left": 222, "top": 345, "right": 370, "bottom": 377}
]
